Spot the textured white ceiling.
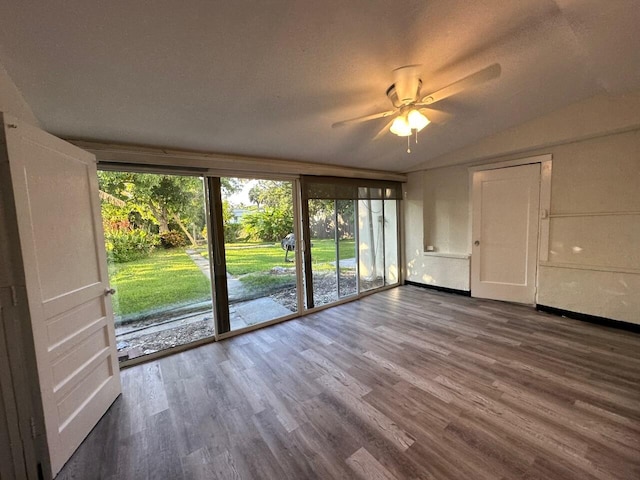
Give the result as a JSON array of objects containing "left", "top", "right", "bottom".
[{"left": 0, "top": 0, "right": 638, "bottom": 172}]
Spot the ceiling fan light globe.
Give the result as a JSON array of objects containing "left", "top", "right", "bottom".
[
  {"left": 390, "top": 116, "right": 411, "bottom": 136},
  {"left": 408, "top": 109, "right": 430, "bottom": 131}
]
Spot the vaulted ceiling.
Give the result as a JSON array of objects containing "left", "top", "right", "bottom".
[{"left": 0, "top": 0, "right": 639, "bottom": 172}]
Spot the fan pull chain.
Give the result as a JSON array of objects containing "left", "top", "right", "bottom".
[
  {"left": 415, "top": 130, "right": 418, "bottom": 144},
  {"left": 407, "top": 136, "right": 411, "bottom": 154}
]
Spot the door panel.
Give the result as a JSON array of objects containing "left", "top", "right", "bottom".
[
  {"left": 471, "top": 163, "right": 540, "bottom": 304},
  {"left": 220, "top": 178, "right": 298, "bottom": 332},
  {"left": 337, "top": 199, "right": 357, "bottom": 298},
  {"left": 383, "top": 199, "right": 399, "bottom": 285},
  {"left": 358, "top": 198, "right": 385, "bottom": 292},
  {"left": 5, "top": 116, "right": 121, "bottom": 477}
]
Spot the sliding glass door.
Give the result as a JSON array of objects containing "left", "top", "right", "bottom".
[
  {"left": 219, "top": 178, "right": 299, "bottom": 332},
  {"left": 306, "top": 198, "right": 358, "bottom": 308},
  {"left": 98, "top": 169, "right": 401, "bottom": 359},
  {"left": 384, "top": 199, "right": 399, "bottom": 285},
  {"left": 337, "top": 200, "right": 357, "bottom": 297},
  {"left": 308, "top": 199, "right": 338, "bottom": 307},
  {"left": 358, "top": 197, "right": 385, "bottom": 292},
  {"left": 301, "top": 177, "right": 402, "bottom": 308},
  {"left": 98, "top": 171, "right": 214, "bottom": 361},
  {"left": 357, "top": 192, "right": 400, "bottom": 290}
]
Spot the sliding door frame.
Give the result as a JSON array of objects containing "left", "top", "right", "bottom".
[
  {"left": 215, "top": 174, "right": 303, "bottom": 339},
  {"left": 97, "top": 164, "right": 404, "bottom": 358},
  {"left": 207, "top": 177, "right": 231, "bottom": 337},
  {"left": 293, "top": 179, "right": 305, "bottom": 314},
  {"left": 300, "top": 183, "right": 314, "bottom": 309}
]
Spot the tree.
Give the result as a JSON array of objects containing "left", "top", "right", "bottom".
[
  {"left": 242, "top": 181, "right": 294, "bottom": 242},
  {"left": 98, "top": 172, "right": 206, "bottom": 246},
  {"left": 221, "top": 177, "right": 243, "bottom": 196},
  {"left": 248, "top": 180, "right": 292, "bottom": 211},
  {"left": 241, "top": 206, "right": 293, "bottom": 242}
]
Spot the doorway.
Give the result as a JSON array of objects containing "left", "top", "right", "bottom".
[
  {"left": 97, "top": 171, "right": 215, "bottom": 361},
  {"left": 471, "top": 163, "right": 541, "bottom": 304},
  {"left": 219, "top": 178, "right": 299, "bottom": 332}
]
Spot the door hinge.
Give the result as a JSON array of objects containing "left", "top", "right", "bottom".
[{"left": 30, "top": 417, "right": 37, "bottom": 439}]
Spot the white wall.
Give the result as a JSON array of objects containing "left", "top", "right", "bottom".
[
  {"left": 423, "top": 166, "right": 469, "bottom": 254},
  {"left": 537, "top": 130, "right": 639, "bottom": 323},
  {"left": 0, "top": 63, "right": 39, "bottom": 126},
  {"left": 404, "top": 91, "right": 640, "bottom": 324},
  {"left": 405, "top": 170, "right": 471, "bottom": 290},
  {"left": 411, "top": 90, "right": 640, "bottom": 171}
]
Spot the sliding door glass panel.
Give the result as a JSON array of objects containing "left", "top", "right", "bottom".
[
  {"left": 337, "top": 200, "right": 357, "bottom": 298},
  {"left": 221, "top": 178, "right": 298, "bottom": 331},
  {"left": 309, "top": 199, "right": 338, "bottom": 307},
  {"left": 358, "top": 197, "right": 385, "bottom": 292},
  {"left": 98, "top": 171, "right": 214, "bottom": 361},
  {"left": 384, "top": 199, "right": 399, "bottom": 285}
]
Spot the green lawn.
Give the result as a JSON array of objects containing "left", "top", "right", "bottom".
[
  {"left": 109, "top": 249, "right": 211, "bottom": 318},
  {"left": 224, "top": 238, "right": 355, "bottom": 275},
  {"left": 109, "top": 239, "right": 356, "bottom": 318}
]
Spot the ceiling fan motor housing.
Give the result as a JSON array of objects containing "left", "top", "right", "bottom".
[
  {"left": 386, "top": 79, "right": 422, "bottom": 108},
  {"left": 390, "top": 64, "right": 423, "bottom": 106}
]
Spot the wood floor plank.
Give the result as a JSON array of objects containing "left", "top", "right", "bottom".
[
  {"left": 56, "top": 286, "right": 640, "bottom": 480},
  {"left": 300, "top": 348, "right": 372, "bottom": 397},
  {"left": 316, "top": 373, "right": 415, "bottom": 451},
  {"left": 346, "top": 447, "right": 399, "bottom": 480}
]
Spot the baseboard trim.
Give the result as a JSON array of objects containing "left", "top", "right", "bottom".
[
  {"left": 404, "top": 280, "right": 471, "bottom": 297},
  {"left": 536, "top": 304, "right": 640, "bottom": 333}
]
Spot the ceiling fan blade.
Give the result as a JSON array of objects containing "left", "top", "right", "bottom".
[
  {"left": 372, "top": 116, "right": 397, "bottom": 141},
  {"left": 420, "top": 63, "right": 501, "bottom": 105},
  {"left": 392, "top": 64, "right": 422, "bottom": 104},
  {"left": 416, "top": 107, "right": 453, "bottom": 124},
  {"left": 332, "top": 110, "right": 396, "bottom": 128}
]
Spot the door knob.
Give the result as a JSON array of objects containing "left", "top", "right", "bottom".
[
  {"left": 105, "top": 288, "right": 116, "bottom": 296},
  {"left": 474, "top": 240, "right": 480, "bottom": 246}
]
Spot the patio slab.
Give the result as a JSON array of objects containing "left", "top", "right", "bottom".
[{"left": 230, "top": 296, "right": 294, "bottom": 330}]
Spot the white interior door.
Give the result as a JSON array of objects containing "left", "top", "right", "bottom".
[
  {"left": 471, "top": 163, "right": 540, "bottom": 304},
  {"left": 5, "top": 116, "right": 121, "bottom": 477}
]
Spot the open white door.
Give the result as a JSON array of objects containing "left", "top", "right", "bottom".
[
  {"left": 471, "top": 163, "right": 540, "bottom": 304},
  {"left": 3, "top": 115, "right": 121, "bottom": 477}
]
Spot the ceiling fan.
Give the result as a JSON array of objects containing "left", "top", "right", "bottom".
[{"left": 331, "top": 63, "right": 501, "bottom": 153}]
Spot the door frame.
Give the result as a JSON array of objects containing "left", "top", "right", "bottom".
[
  {"left": 467, "top": 154, "right": 552, "bottom": 302},
  {"left": 98, "top": 167, "right": 404, "bottom": 349}
]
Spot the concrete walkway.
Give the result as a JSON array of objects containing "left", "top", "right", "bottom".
[
  {"left": 185, "top": 249, "right": 293, "bottom": 329},
  {"left": 331, "top": 257, "right": 357, "bottom": 268},
  {"left": 186, "top": 248, "right": 249, "bottom": 301}
]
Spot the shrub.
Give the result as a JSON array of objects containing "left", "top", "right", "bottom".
[
  {"left": 106, "top": 229, "right": 158, "bottom": 263},
  {"left": 224, "top": 223, "right": 242, "bottom": 243},
  {"left": 159, "top": 230, "right": 188, "bottom": 249},
  {"left": 202, "top": 223, "right": 242, "bottom": 243},
  {"left": 241, "top": 207, "right": 292, "bottom": 242}
]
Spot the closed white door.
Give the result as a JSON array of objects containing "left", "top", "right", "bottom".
[
  {"left": 4, "top": 115, "right": 121, "bottom": 477},
  {"left": 471, "top": 163, "right": 540, "bottom": 304}
]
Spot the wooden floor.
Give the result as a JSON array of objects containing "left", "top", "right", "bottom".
[{"left": 57, "top": 286, "right": 640, "bottom": 480}]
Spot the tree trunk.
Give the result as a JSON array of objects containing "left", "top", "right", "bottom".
[
  {"left": 148, "top": 202, "right": 170, "bottom": 234},
  {"left": 173, "top": 214, "right": 197, "bottom": 246}
]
